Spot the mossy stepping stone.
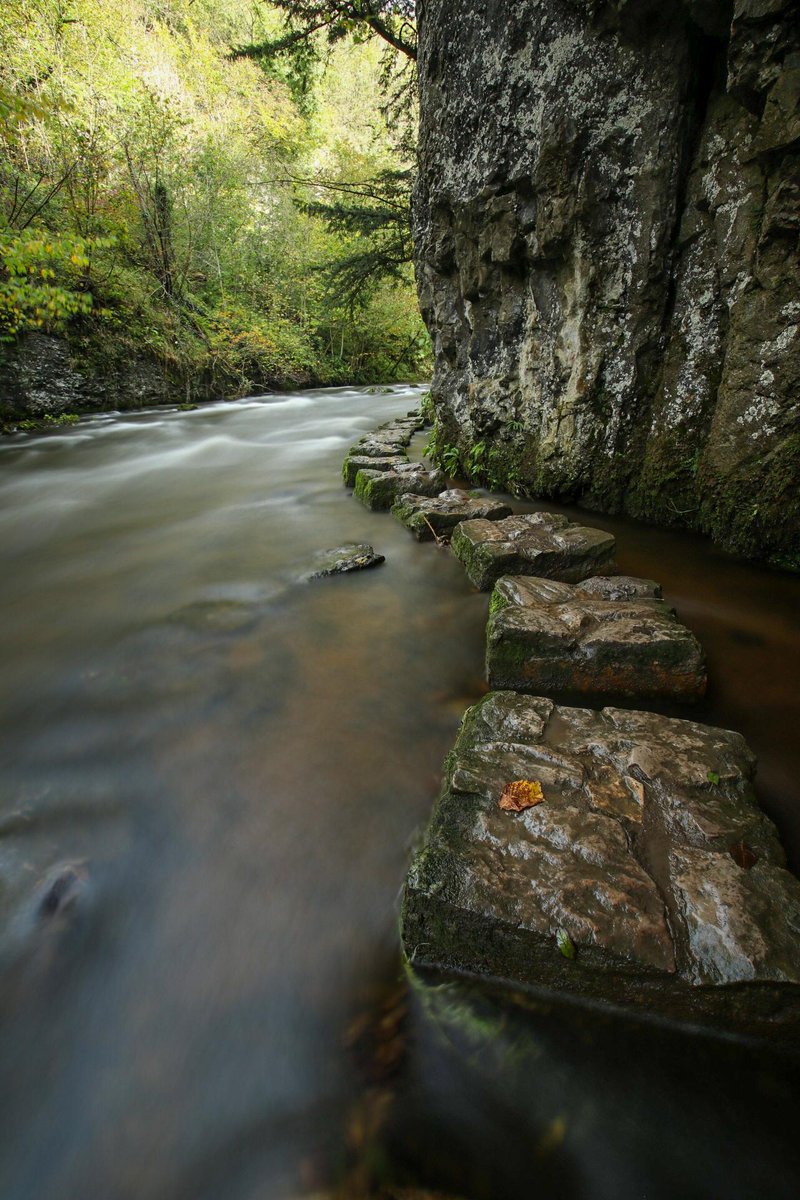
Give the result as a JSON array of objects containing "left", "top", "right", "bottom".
[{"left": 486, "top": 574, "right": 707, "bottom": 700}]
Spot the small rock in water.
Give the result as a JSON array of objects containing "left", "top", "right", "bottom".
[{"left": 306, "top": 543, "right": 385, "bottom": 580}]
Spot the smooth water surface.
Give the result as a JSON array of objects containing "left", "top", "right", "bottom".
[{"left": 0, "top": 385, "right": 798, "bottom": 1200}]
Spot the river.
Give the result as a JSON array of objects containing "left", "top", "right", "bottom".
[{"left": 0, "top": 384, "right": 798, "bottom": 1199}]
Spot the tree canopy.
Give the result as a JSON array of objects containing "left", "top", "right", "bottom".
[{"left": 0, "top": 0, "right": 428, "bottom": 398}]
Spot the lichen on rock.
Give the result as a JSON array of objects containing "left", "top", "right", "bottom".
[{"left": 413, "top": 0, "right": 800, "bottom": 568}]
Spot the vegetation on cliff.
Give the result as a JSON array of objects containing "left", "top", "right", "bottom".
[{"left": 0, "top": 0, "right": 427, "bottom": 396}]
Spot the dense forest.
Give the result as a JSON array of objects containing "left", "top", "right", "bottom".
[{"left": 0, "top": 0, "right": 428, "bottom": 404}]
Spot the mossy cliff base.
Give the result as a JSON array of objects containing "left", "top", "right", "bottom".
[{"left": 413, "top": 0, "right": 800, "bottom": 569}]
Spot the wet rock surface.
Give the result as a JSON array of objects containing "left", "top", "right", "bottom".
[
  {"left": 414, "top": 0, "right": 800, "bottom": 567},
  {"left": 304, "top": 543, "right": 385, "bottom": 580},
  {"left": 343, "top": 453, "right": 408, "bottom": 488},
  {"left": 451, "top": 512, "right": 615, "bottom": 590},
  {"left": 402, "top": 691, "right": 800, "bottom": 1040},
  {"left": 342, "top": 413, "right": 425, "bottom": 485},
  {"left": 486, "top": 575, "right": 707, "bottom": 700},
  {"left": 392, "top": 488, "right": 513, "bottom": 541},
  {"left": 354, "top": 463, "right": 447, "bottom": 511}
]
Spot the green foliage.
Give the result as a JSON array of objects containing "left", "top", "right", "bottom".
[
  {"left": 0, "top": 0, "right": 428, "bottom": 390},
  {"left": 0, "top": 232, "right": 99, "bottom": 338}
]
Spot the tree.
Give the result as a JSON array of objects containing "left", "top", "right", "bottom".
[
  {"left": 233, "top": 2, "right": 416, "bottom": 65},
  {"left": 296, "top": 167, "right": 413, "bottom": 308}
]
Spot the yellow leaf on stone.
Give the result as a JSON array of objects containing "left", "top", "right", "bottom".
[{"left": 498, "top": 779, "right": 545, "bottom": 812}]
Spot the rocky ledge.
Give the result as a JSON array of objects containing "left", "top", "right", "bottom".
[
  {"left": 451, "top": 512, "right": 616, "bottom": 590},
  {"left": 354, "top": 463, "right": 447, "bottom": 511},
  {"left": 392, "top": 488, "right": 513, "bottom": 541},
  {"left": 401, "top": 691, "right": 800, "bottom": 1042},
  {"left": 486, "top": 575, "right": 707, "bottom": 701}
]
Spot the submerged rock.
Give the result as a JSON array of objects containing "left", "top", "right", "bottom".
[
  {"left": 451, "top": 512, "right": 615, "bottom": 590},
  {"left": 402, "top": 691, "right": 800, "bottom": 1041},
  {"left": 342, "top": 453, "right": 409, "bottom": 488},
  {"left": 305, "top": 543, "right": 385, "bottom": 580},
  {"left": 354, "top": 464, "right": 447, "bottom": 511},
  {"left": 486, "top": 575, "right": 707, "bottom": 700},
  {"left": 168, "top": 599, "right": 260, "bottom": 634},
  {"left": 392, "top": 488, "right": 513, "bottom": 541}
]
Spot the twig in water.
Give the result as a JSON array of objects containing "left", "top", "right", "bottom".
[{"left": 422, "top": 514, "right": 448, "bottom": 547}]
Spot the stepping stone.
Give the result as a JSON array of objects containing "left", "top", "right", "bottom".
[
  {"left": 348, "top": 439, "right": 409, "bottom": 458},
  {"left": 392, "top": 488, "right": 514, "bottom": 541},
  {"left": 354, "top": 463, "right": 446, "bottom": 511},
  {"left": 486, "top": 575, "right": 707, "bottom": 700},
  {"left": 351, "top": 427, "right": 415, "bottom": 454},
  {"left": 451, "top": 512, "right": 616, "bottom": 590},
  {"left": 401, "top": 691, "right": 800, "bottom": 1042},
  {"left": 342, "top": 454, "right": 408, "bottom": 488},
  {"left": 304, "top": 543, "right": 385, "bottom": 580}
]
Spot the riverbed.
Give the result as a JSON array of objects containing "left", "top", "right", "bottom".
[{"left": 0, "top": 384, "right": 798, "bottom": 1199}]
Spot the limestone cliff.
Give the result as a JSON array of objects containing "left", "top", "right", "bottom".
[{"left": 414, "top": 0, "right": 800, "bottom": 568}]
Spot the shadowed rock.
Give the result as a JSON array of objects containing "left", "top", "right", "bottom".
[
  {"left": 402, "top": 691, "right": 800, "bottom": 1042},
  {"left": 354, "top": 464, "right": 447, "bottom": 511},
  {"left": 451, "top": 512, "right": 615, "bottom": 590},
  {"left": 392, "top": 488, "right": 514, "bottom": 541},
  {"left": 486, "top": 575, "right": 707, "bottom": 700},
  {"left": 305, "top": 543, "right": 385, "bottom": 580}
]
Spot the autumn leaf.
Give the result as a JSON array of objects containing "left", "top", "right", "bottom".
[{"left": 498, "top": 779, "right": 545, "bottom": 812}]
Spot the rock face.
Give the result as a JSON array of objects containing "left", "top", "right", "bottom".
[
  {"left": 414, "top": 0, "right": 800, "bottom": 569},
  {"left": 0, "top": 332, "right": 219, "bottom": 424},
  {"left": 451, "top": 511, "right": 616, "bottom": 590},
  {"left": 401, "top": 691, "right": 800, "bottom": 1040},
  {"left": 487, "top": 575, "right": 707, "bottom": 700},
  {"left": 392, "top": 488, "right": 513, "bottom": 540}
]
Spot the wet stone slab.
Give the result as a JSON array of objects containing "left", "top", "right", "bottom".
[
  {"left": 392, "top": 488, "right": 514, "bottom": 541},
  {"left": 354, "top": 463, "right": 447, "bottom": 511},
  {"left": 401, "top": 691, "right": 800, "bottom": 1041},
  {"left": 303, "top": 543, "right": 385, "bottom": 580},
  {"left": 451, "top": 512, "right": 616, "bottom": 590},
  {"left": 343, "top": 453, "right": 408, "bottom": 488},
  {"left": 486, "top": 575, "right": 707, "bottom": 701}
]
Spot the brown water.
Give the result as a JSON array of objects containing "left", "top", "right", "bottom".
[{"left": 0, "top": 385, "right": 798, "bottom": 1200}]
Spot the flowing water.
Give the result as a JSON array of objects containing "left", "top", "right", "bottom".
[{"left": 0, "top": 384, "right": 798, "bottom": 1200}]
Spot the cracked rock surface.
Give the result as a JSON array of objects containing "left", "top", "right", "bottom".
[
  {"left": 392, "top": 488, "right": 513, "bottom": 540},
  {"left": 451, "top": 512, "right": 615, "bottom": 590},
  {"left": 487, "top": 575, "right": 707, "bottom": 700},
  {"left": 402, "top": 691, "right": 800, "bottom": 1040}
]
